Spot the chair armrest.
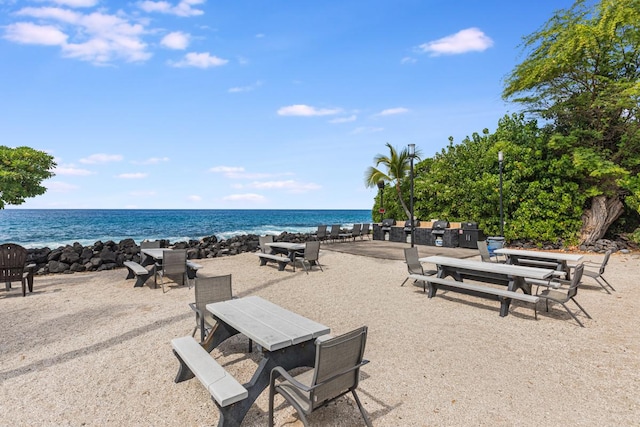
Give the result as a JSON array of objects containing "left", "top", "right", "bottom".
[
  {"left": 270, "top": 366, "right": 313, "bottom": 392},
  {"left": 315, "top": 334, "right": 333, "bottom": 344}
]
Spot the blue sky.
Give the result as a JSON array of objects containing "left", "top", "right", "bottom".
[{"left": 1, "top": 0, "right": 577, "bottom": 210}]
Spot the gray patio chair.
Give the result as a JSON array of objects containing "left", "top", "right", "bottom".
[
  {"left": 140, "top": 240, "right": 161, "bottom": 266},
  {"left": 293, "top": 241, "right": 323, "bottom": 274},
  {"left": 401, "top": 246, "right": 436, "bottom": 290},
  {"left": 259, "top": 235, "right": 275, "bottom": 254},
  {"left": 268, "top": 326, "right": 372, "bottom": 427},
  {"left": 477, "top": 240, "right": 505, "bottom": 263},
  {"left": 533, "top": 264, "right": 591, "bottom": 327},
  {"left": 340, "top": 223, "right": 361, "bottom": 242},
  {"left": 327, "top": 224, "right": 341, "bottom": 243},
  {"left": 0, "top": 243, "right": 36, "bottom": 297},
  {"left": 313, "top": 225, "right": 328, "bottom": 243},
  {"left": 360, "top": 223, "right": 371, "bottom": 240},
  {"left": 154, "top": 249, "right": 190, "bottom": 293},
  {"left": 190, "top": 274, "right": 233, "bottom": 343},
  {"left": 572, "top": 250, "right": 614, "bottom": 294}
]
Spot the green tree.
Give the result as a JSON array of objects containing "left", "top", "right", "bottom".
[
  {"left": 503, "top": 0, "right": 640, "bottom": 244},
  {"left": 364, "top": 143, "right": 420, "bottom": 220},
  {"left": 0, "top": 146, "right": 56, "bottom": 208}
]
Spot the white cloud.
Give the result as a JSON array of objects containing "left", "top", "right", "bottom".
[
  {"left": 4, "top": 22, "right": 68, "bottom": 45},
  {"left": 351, "top": 127, "right": 384, "bottom": 134},
  {"left": 117, "top": 172, "right": 148, "bottom": 179},
  {"left": 248, "top": 180, "right": 321, "bottom": 193},
  {"left": 329, "top": 115, "right": 357, "bottom": 124},
  {"left": 170, "top": 52, "right": 228, "bottom": 68},
  {"left": 139, "top": 0, "right": 205, "bottom": 17},
  {"left": 47, "top": 181, "right": 79, "bottom": 192},
  {"left": 129, "top": 190, "right": 157, "bottom": 196},
  {"left": 161, "top": 31, "right": 189, "bottom": 50},
  {"left": 222, "top": 193, "right": 266, "bottom": 202},
  {"left": 38, "top": 0, "right": 99, "bottom": 6},
  {"left": 255, "top": 33, "right": 264, "bottom": 38},
  {"left": 210, "top": 166, "right": 245, "bottom": 174},
  {"left": 277, "top": 104, "right": 341, "bottom": 117},
  {"left": 132, "top": 156, "right": 170, "bottom": 165},
  {"left": 376, "top": 107, "right": 409, "bottom": 116},
  {"left": 54, "top": 166, "right": 94, "bottom": 176},
  {"left": 401, "top": 56, "right": 417, "bottom": 64},
  {"left": 187, "top": 195, "right": 202, "bottom": 202},
  {"left": 228, "top": 81, "right": 263, "bottom": 93},
  {"left": 418, "top": 27, "right": 493, "bottom": 56},
  {"left": 79, "top": 153, "right": 123, "bottom": 164}
]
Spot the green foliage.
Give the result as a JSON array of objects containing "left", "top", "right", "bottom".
[{"left": 0, "top": 146, "right": 56, "bottom": 208}]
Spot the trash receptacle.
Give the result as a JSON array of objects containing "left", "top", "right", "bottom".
[{"left": 486, "top": 236, "right": 505, "bottom": 256}]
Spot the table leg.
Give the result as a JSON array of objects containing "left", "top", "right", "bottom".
[{"left": 217, "top": 340, "right": 317, "bottom": 427}]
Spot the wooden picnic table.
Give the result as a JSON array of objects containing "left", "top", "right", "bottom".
[
  {"left": 203, "top": 296, "right": 330, "bottom": 426},
  {"left": 419, "top": 255, "right": 555, "bottom": 316}
]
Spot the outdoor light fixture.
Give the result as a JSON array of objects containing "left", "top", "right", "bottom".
[
  {"left": 498, "top": 151, "right": 504, "bottom": 237},
  {"left": 408, "top": 143, "right": 416, "bottom": 247}
]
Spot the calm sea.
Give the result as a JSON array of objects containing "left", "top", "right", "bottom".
[{"left": 0, "top": 209, "right": 372, "bottom": 249}]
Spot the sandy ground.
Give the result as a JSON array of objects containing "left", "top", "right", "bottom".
[{"left": 1, "top": 245, "right": 639, "bottom": 426}]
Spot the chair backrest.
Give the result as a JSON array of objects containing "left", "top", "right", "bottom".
[
  {"left": 350, "top": 223, "right": 361, "bottom": 235},
  {"left": 361, "top": 223, "right": 370, "bottom": 235},
  {"left": 0, "top": 243, "right": 28, "bottom": 282},
  {"left": 194, "top": 274, "right": 232, "bottom": 314},
  {"left": 140, "top": 240, "right": 161, "bottom": 264},
  {"left": 567, "top": 263, "right": 584, "bottom": 299},
  {"left": 599, "top": 250, "right": 612, "bottom": 274},
  {"left": 310, "top": 326, "right": 368, "bottom": 409},
  {"left": 259, "top": 235, "right": 274, "bottom": 253},
  {"left": 477, "top": 240, "right": 492, "bottom": 262},
  {"left": 403, "top": 247, "right": 423, "bottom": 275},
  {"left": 329, "top": 225, "right": 340, "bottom": 237},
  {"left": 316, "top": 225, "right": 327, "bottom": 238},
  {"left": 304, "top": 241, "right": 321, "bottom": 262},
  {"left": 162, "top": 249, "right": 187, "bottom": 275}
]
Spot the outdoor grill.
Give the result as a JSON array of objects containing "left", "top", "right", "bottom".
[
  {"left": 431, "top": 220, "right": 450, "bottom": 236},
  {"left": 381, "top": 218, "right": 396, "bottom": 231},
  {"left": 403, "top": 219, "right": 420, "bottom": 232}
]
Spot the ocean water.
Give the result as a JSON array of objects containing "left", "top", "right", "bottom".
[{"left": 0, "top": 209, "right": 372, "bottom": 249}]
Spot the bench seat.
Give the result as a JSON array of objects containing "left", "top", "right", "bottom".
[
  {"left": 409, "top": 274, "right": 539, "bottom": 317},
  {"left": 186, "top": 260, "right": 203, "bottom": 279},
  {"left": 123, "top": 261, "right": 152, "bottom": 287},
  {"left": 256, "top": 253, "right": 291, "bottom": 271},
  {"left": 171, "top": 336, "right": 248, "bottom": 407}
]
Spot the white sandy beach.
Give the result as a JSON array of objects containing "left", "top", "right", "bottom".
[{"left": 1, "top": 243, "right": 639, "bottom": 426}]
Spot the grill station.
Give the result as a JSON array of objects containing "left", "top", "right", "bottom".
[
  {"left": 403, "top": 219, "right": 420, "bottom": 233},
  {"left": 373, "top": 218, "right": 482, "bottom": 248},
  {"left": 431, "top": 220, "right": 449, "bottom": 237}
]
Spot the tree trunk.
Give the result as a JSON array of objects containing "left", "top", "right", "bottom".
[
  {"left": 579, "top": 195, "right": 624, "bottom": 245},
  {"left": 395, "top": 181, "right": 411, "bottom": 220}
]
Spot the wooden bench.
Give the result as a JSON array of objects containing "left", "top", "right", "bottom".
[
  {"left": 123, "top": 261, "right": 152, "bottom": 287},
  {"left": 171, "top": 336, "right": 248, "bottom": 408},
  {"left": 409, "top": 274, "right": 539, "bottom": 317},
  {"left": 256, "top": 253, "right": 291, "bottom": 271}
]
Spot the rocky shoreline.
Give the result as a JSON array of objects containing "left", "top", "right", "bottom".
[{"left": 24, "top": 231, "right": 632, "bottom": 276}]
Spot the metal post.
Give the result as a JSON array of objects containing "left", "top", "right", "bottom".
[
  {"left": 377, "top": 180, "right": 385, "bottom": 223},
  {"left": 499, "top": 151, "right": 504, "bottom": 237},
  {"left": 408, "top": 144, "right": 416, "bottom": 247}
]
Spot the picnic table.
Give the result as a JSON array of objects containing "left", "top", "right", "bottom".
[
  {"left": 173, "top": 296, "right": 330, "bottom": 426},
  {"left": 264, "top": 242, "right": 305, "bottom": 260},
  {"left": 494, "top": 248, "right": 583, "bottom": 279},
  {"left": 419, "top": 255, "right": 555, "bottom": 316},
  {"left": 140, "top": 248, "right": 201, "bottom": 279}
]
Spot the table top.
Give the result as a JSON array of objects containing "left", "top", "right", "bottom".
[
  {"left": 207, "top": 296, "right": 330, "bottom": 351},
  {"left": 141, "top": 248, "right": 168, "bottom": 259},
  {"left": 265, "top": 242, "right": 305, "bottom": 250},
  {"left": 493, "top": 248, "right": 583, "bottom": 262},
  {"left": 419, "top": 255, "right": 554, "bottom": 280}
]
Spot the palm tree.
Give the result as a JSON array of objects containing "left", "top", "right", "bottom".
[{"left": 364, "top": 143, "right": 420, "bottom": 219}]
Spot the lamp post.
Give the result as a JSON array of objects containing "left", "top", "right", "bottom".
[
  {"left": 498, "top": 151, "right": 504, "bottom": 237},
  {"left": 408, "top": 143, "right": 416, "bottom": 247},
  {"left": 377, "top": 179, "right": 385, "bottom": 222}
]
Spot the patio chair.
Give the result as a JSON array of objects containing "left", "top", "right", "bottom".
[
  {"left": 401, "top": 246, "right": 436, "bottom": 289},
  {"left": 477, "top": 240, "right": 504, "bottom": 263},
  {"left": 293, "top": 241, "right": 323, "bottom": 274},
  {"left": 340, "top": 224, "right": 361, "bottom": 242},
  {"left": 268, "top": 326, "right": 372, "bottom": 427},
  {"left": 259, "top": 235, "right": 275, "bottom": 254},
  {"left": 573, "top": 250, "right": 615, "bottom": 294},
  {"left": 533, "top": 264, "right": 591, "bottom": 327},
  {"left": 0, "top": 243, "right": 36, "bottom": 297},
  {"left": 327, "top": 225, "right": 341, "bottom": 243},
  {"left": 313, "top": 225, "right": 328, "bottom": 243},
  {"left": 155, "top": 249, "right": 190, "bottom": 293},
  {"left": 190, "top": 274, "right": 233, "bottom": 343},
  {"left": 140, "top": 240, "right": 161, "bottom": 266},
  {"left": 360, "top": 223, "right": 371, "bottom": 240}
]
